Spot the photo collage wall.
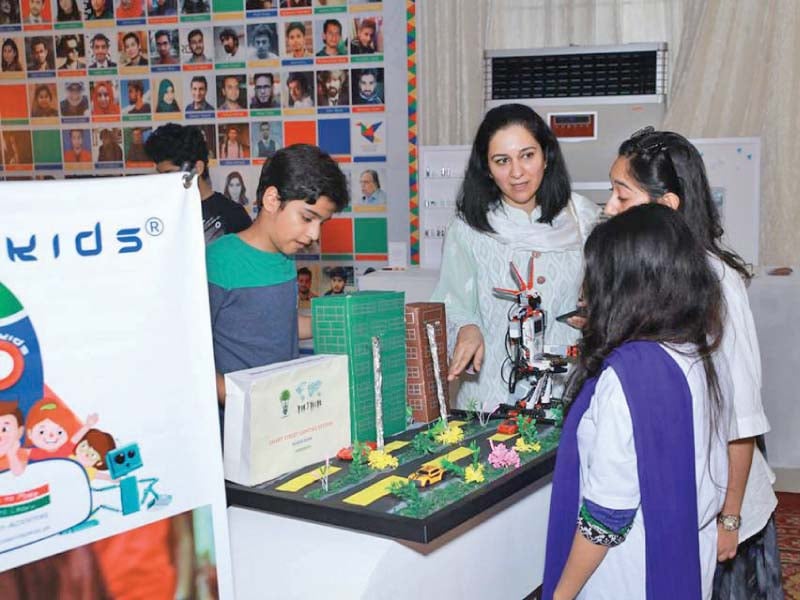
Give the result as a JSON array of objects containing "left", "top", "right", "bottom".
[{"left": 0, "top": 0, "right": 391, "bottom": 300}]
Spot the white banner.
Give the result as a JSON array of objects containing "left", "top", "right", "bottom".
[{"left": 0, "top": 173, "right": 232, "bottom": 598}]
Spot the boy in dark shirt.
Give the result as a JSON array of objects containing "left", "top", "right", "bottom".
[
  {"left": 206, "top": 144, "right": 349, "bottom": 410},
  {"left": 145, "top": 123, "right": 251, "bottom": 244}
]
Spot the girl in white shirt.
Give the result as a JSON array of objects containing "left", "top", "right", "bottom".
[
  {"left": 544, "top": 203, "right": 730, "bottom": 600},
  {"left": 604, "top": 128, "right": 781, "bottom": 598}
]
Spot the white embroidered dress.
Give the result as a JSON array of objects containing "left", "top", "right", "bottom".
[{"left": 432, "top": 193, "right": 600, "bottom": 411}]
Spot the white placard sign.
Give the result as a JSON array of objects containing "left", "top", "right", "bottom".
[{"left": 0, "top": 173, "right": 232, "bottom": 598}]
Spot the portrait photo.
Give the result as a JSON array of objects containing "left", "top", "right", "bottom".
[
  {"left": 61, "top": 128, "right": 92, "bottom": 164},
  {"left": 118, "top": 30, "right": 149, "bottom": 68},
  {"left": 1, "top": 36, "right": 24, "bottom": 73},
  {"left": 248, "top": 71, "right": 280, "bottom": 109},
  {"left": 251, "top": 120, "right": 282, "bottom": 159},
  {"left": 282, "top": 20, "right": 312, "bottom": 59},
  {"left": 22, "top": 0, "right": 51, "bottom": 24},
  {"left": 351, "top": 66, "right": 384, "bottom": 105},
  {"left": 123, "top": 125, "right": 152, "bottom": 164},
  {"left": 153, "top": 75, "right": 182, "bottom": 113},
  {"left": 213, "top": 25, "right": 244, "bottom": 63},
  {"left": 181, "top": 27, "right": 212, "bottom": 65},
  {"left": 317, "top": 69, "right": 349, "bottom": 107},
  {"left": 28, "top": 82, "right": 59, "bottom": 118},
  {"left": 1, "top": 129, "right": 33, "bottom": 165},
  {"left": 184, "top": 73, "right": 215, "bottom": 114},
  {"left": 115, "top": 0, "right": 144, "bottom": 20},
  {"left": 92, "top": 126, "right": 124, "bottom": 163},
  {"left": 315, "top": 17, "right": 346, "bottom": 57},
  {"left": 120, "top": 78, "right": 152, "bottom": 114},
  {"left": 89, "top": 79, "right": 121, "bottom": 116},
  {"left": 216, "top": 72, "right": 246, "bottom": 111},
  {"left": 147, "top": 0, "right": 176, "bottom": 16},
  {"left": 150, "top": 29, "right": 180, "bottom": 67},
  {"left": 25, "top": 35, "right": 55, "bottom": 71},
  {"left": 284, "top": 70, "right": 314, "bottom": 108},
  {"left": 217, "top": 122, "right": 250, "bottom": 160},
  {"left": 86, "top": 32, "right": 117, "bottom": 69},
  {"left": 246, "top": 22, "right": 278, "bottom": 61},
  {"left": 350, "top": 16, "right": 383, "bottom": 54},
  {"left": 59, "top": 79, "right": 89, "bottom": 117},
  {"left": 55, "top": 34, "right": 87, "bottom": 70}
]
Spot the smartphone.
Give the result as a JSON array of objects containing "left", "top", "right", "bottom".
[{"left": 555, "top": 307, "right": 586, "bottom": 323}]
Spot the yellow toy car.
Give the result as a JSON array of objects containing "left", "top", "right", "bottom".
[{"left": 408, "top": 465, "right": 446, "bottom": 488}]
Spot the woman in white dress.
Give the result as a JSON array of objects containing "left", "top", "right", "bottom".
[{"left": 432, "top": 103, "right": 599, "bottom": 412}]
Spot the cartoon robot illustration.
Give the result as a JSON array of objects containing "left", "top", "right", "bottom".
[{"left": 91, "top": 442, "right": 171, "bottom": 516}]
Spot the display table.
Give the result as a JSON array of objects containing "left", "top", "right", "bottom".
[
  {"left": 228, "top": 475, "right": 551, "bottom": 600},
  {"left": 226, "top": 418, "right": 557, "bottom": 598}
]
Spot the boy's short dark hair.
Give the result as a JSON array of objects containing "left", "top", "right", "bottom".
[
  {"left": 128, "top": 80, "right": 144, "bottom": 93},
  {"left": 297, "top": 266, "right": 311, "bottom": 277},
  {"left": 329, "top": 266, "right": 346, "bottom": 280},
  {"left": 145, "top": 123, "right": 210, "bottom": 179},
  {"left": 256, "top": 144, "right": 348, "bottom": 212}
]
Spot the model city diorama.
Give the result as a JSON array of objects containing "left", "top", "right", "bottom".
[{"left": 224, "top": 256, "right": 573, "bottom": 541}]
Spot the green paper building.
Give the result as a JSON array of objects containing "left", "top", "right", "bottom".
[{"left": 312, "top": 291, "right": 407, "bottom": 443}]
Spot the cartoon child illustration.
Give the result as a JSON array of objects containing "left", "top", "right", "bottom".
[
  {"left": 0, "top": 400, "right": 29, "bottom": 476},
  {"left": 72, "top": 428, "right": 116, "bottom": 481},
  {"left": 25, "top": 387, "right": 98, "bottom": 461}
]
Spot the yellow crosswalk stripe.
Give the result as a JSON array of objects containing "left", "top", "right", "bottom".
[
  {"left": 343, "top": 475, "right": 408, "bottom": 506},
  {"left": 275, "top": 465, "right": 342, "bottom": 492}
]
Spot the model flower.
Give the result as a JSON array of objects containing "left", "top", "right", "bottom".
[
  {"left": 434, "top": 424, "right": 464, "bottom": 445},
  {"left": 488, "top": 440, "right": 520, "bottom": 469},
  {"left": 367, "top": 449, "right": 398, "bottom": 470},
  {"left": 514, "top": 438, "right": 542, "bottom": 454},
  {"left": 464, "top": 463, "right": 485, "bottom": 484}
]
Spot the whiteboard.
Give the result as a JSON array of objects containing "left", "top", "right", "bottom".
[{"left": 692, "top": 137, "right": 760, "bottom": 266}]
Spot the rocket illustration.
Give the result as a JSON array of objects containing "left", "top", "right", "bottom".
[{"left": 0, "top": 282, "right": 44, "bottom": 419}]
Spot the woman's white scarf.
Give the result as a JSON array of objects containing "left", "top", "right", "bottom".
[{"left": 485, "top": 196, "right": 587, "bottom": 253}]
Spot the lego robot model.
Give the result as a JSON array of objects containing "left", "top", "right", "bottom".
[{"left": 493, "top": 254, "right": 556, "bottom": 408}]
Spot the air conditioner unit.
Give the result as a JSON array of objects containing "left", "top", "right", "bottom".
[{"left": 484, "top": 43, "right": 669, "bottom": 197}]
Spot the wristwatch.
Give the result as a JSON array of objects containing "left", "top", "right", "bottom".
[{"left": 717, "top": 513, "right": 742, "bottom": 531}]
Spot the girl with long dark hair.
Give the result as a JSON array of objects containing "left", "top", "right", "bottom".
[
  {"left": 544, "top": 203, "right": 730, "bottom": 599},
  {"left": 603, "top": 128, "right": 780, "bottom": 599},
  {"left": 431, "top": 103, "right": 599, "bottom": 411}
]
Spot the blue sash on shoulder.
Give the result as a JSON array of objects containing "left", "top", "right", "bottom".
[{"left": 542, "top": 341, "right": 701, "bottom": 599}]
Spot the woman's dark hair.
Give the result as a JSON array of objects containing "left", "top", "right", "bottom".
[
  {"left": 457, "top": 103, "right": 571, "bottom": 233},
  {"left": 568, "top": 203, "right": 725, "bottom": 428},
  {"left": 256, "top": 143, "right": 348, "bottom": 211},
  {"left": 618, "top": 128, "right": 751, "bottom": 281}
]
